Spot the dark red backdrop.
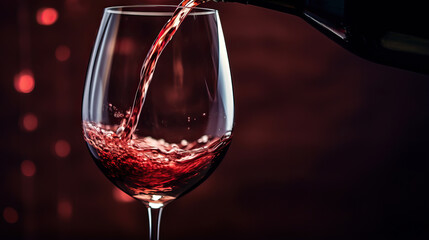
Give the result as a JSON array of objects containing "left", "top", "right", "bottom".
[{"left": 1, "top": 0, "right": 428, "bottom": 239}]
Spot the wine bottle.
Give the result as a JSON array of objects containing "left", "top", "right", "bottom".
[{"left": 215, "top": 0, "right": 429, "bottom": 74}]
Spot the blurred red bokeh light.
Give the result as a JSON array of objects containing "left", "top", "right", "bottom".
[
  {"left": 22, "top": 113, "right": 38, "bottom": 132},
  {"left": 55, "top": 45, "right": 71, "bottom": 61},
  {"left": 3, "top": 207, "right": 19, "bottom": 224},
  {"left": 57, "top": 200, "right": 73, "bottom": 219},
  {"left": 36, "top": 8, "right": 58, "bottom": 26},
  {"left": 21, "top": 160, "right": 37, "bottom": 177},
  {"left": 117, "top": 37, "right": 135, "bottom": 55},
  {"left": 54, "top": 140, "right": 71, "bottom": 158},
  {"left": 14, "top": 71, "right": 35, "bottom": 93}
]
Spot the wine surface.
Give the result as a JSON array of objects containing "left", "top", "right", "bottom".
[{"left": 84, "top": 121, "right": 231, "bottom": 206}]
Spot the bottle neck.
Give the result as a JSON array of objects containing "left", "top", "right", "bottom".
[
  {"left": 214, "top": 1, "right": 345, "bottom": 27},
  {"left": 216, "top": 0, "right": 347, "bottom": 39},
  {"left": 215, "top": 0, "right": 304, "bottom": 15}
]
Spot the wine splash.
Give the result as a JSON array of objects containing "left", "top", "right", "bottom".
[
  {"left": 83, "top": 121, "right": 231, "bottom": 206},
  {"left": 116, "top": 0, "right": 208, "bottom": 139}
]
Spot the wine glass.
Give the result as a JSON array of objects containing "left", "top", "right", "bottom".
[{"left": 81, "top": 5, "right": 234, "bottom": 240}]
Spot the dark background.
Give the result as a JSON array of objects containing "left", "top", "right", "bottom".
[{"left": 1, "top": 0, "right": 428, "bottom": 239}]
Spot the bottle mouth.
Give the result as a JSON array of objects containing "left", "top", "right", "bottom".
[{"left": 105, "top": 5, "right": 217, "bottom": 16}]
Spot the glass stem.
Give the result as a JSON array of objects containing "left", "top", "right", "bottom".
[{"left": 147, "top": 207, "right": 163, "bottom": 240}]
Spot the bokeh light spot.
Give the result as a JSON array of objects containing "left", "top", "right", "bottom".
[
  {"left": 55, "top": 45, "right": 71, "bottom": 61},
  {"left": 57, "top": 200, "right": 72, "bottom": 219},
  {"left": 37, "top": 8, "right": 58, "bottom": 26},
  {"left": 117, "top": 37, "right": 135, "bottom": 55},
  {"left": 3, "top": 207, "right": 19, "bottom": 224},
  {"left": 21, "top": 160, "right": 36, "bottom": 177},
  {"left": 14, "top": 71, "right": 35, "bottom": 93},
  {"left": 65, "top": 0, "right": 88, "bottom": 13},
  {"left": 54, "top": 140, "right": 71, "bottom": 158},
  {"left": 113, "top": 187, "right": 134, "bottom": 203},
  {"left": 22, "top": 113, "right": 38, "bottom": 132}
]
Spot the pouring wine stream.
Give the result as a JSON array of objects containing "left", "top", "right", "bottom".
[{"left": 116, "top": 0, "right": 207, "bottom": 139}]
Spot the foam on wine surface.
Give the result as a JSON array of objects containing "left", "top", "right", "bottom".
[{"left": 84, "top": 121, "right": 231, "bottom": 206}]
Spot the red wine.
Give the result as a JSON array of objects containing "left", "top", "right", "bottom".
[
  {"left": 84, "top": 0, "right": 233, "bottom": 207},
  {"left": 117, "top": 0, "right": 206, "bottom": 140},
  {"left": 83, "top": 121, "right": 232, "bottom": 206}
]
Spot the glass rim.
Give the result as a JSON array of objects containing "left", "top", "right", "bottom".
[{"left": 105, "top": 5, "right": 217, "bottom": 16}]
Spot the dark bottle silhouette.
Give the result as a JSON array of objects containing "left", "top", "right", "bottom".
[{"left": 216, "top": 0, "right": 429, "bottom": 74}]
